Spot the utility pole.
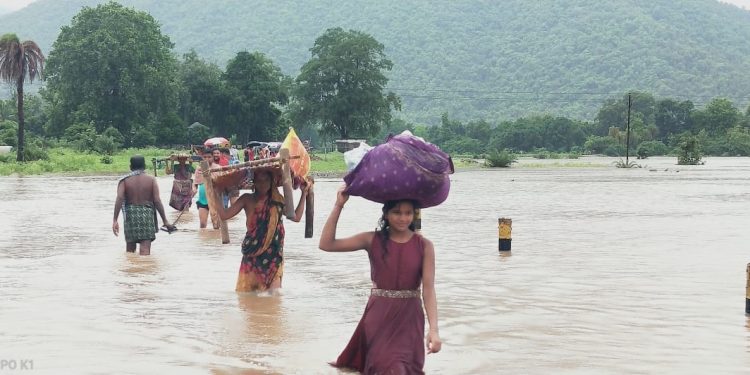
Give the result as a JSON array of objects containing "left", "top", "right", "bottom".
[{"left": 626, "top": 92, "right": 632, "bottom": 165}]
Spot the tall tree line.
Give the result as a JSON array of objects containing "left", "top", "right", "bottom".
[{"left": 2, "top": 2, "right": 750, "bottom": 160}]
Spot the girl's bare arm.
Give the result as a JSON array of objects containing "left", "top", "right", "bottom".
[{"left": 422, "top": 237, "right": 442, "bottom": 353}]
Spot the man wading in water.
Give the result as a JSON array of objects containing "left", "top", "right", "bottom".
[{"left": 112, "top": 155, "right": 175, "bottom": 255}]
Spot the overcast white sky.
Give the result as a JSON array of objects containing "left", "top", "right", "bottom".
[
  {"left": 2, "top": 0, "right": 750, "bottom": 11},
  {"left": 720, "top": 0, "right": 750, "bottom": 8},
  {"left": 1, "top": 0, "right": 35, "bottom": 11}
]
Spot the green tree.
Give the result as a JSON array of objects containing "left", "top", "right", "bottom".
[
  {"left": 595, "top": 92, "right": 655, "bottom": 136},
  {"left": 538, "top": 116, "right": 587, "bottom": 151},
  {"left": 186, "top": 122, "right": 211, "bottom": 145},
  {"left": 294, "top": 27, "right": 401, "bottom": 139},
  {"left": 583, "top": 135, "right": 618, "bottom": 154},
  {"left": 63, "top": 122, "right": 98, "bottom": 152},
  {"left": 691, "top": 98, "right": 740, "bottom": 136},
  {"left": 0, "top": 120, "right": 17, "bottom": 146},
  {"left": 0, "top": 33, "right": 44, "bottom": 161},
  {"left": 490, "top": 117, "right": 544, "bottom": 152},
  {"left": 426, "top": 113, "right": 466, "bottom": 147},
  {"left": 466, "top": 120, "right": 492, "bottom": 142},
  {"left": 655, "top": 99, "right": 693, "bottom": 141},
  {"left": 177, "top": 50, "right": 225, "bottom": 131},
  {"left": 0, "top": 98, "right": 15, "bottom": 121},
  {"left": 43, "top": 2, "right": 179, "bottom": 145},
  {"left": 221, "top": 51, "right": 289, "bottom": 142},
  {"left": 723, "top": 125, "right": 750, "bottom": 156}
]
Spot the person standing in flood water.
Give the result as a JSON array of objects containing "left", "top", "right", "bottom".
[
  {"left": 168, "top": 154, "right": 195, "bottom": 211},
  {"left": 215, "top": 167, "right": 311, "bottom": 293},
  {"left": 193, "top": 149, "right": 218, "bottom": 229},
  {"left": 318, "top": 186, "right": 441, "bottom": 374},
  {"left": 112, "top": 155, "right": 175, "bottom": 255}
]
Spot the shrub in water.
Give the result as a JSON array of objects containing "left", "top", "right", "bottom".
[
  {"left": 485, "top": 149, "right": 517, "bottom": 167},
  {"left": 677, "top": 133, "right": 704, "bottom": 165}
]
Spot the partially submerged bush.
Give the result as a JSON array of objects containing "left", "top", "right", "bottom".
[
  {"left": 613, "top": 158, "right": 641, "bottom": 168},
  {"left": 485, "top": 149, "right": 517, "bottom": 167},
  {"left": 676, "top": 133, "right": 704, "bottom": 165}
]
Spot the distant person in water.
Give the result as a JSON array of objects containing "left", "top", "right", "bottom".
[
  {"left": 212, "top": 147, "right": 239, "bottom": 205},
  {"left": 112, "top": 155, "right": 175, "bottom": 255},
  {"left": 258, "top": 146, "right": 270, "bottom": 159},
  {"left": 244, "top": 143, "right": 255, "bottom": 162},
  {"left": 168, "top": 155, "right": 195, "bottom": 211},
  {"left": 194, "top": 149, "right": 219, "bottom": 229}
]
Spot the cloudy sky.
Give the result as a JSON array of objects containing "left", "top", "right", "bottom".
[
  {"left": 1, "top": 0, "right": 35, "bottom": 11},
  {"left": 2, "top": 0, "right": 750, "bottom": 11},
  {"left": 720, "top": 0, "right": 750, "bottom": 8}
]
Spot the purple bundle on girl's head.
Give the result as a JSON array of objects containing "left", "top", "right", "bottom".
[{"left": 343, "top": 132, "right": 454, "bottom": 208}]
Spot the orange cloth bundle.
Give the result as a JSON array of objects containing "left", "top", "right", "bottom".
[{"left": 281, "top": 128, "right": 310, "bottom": 178}]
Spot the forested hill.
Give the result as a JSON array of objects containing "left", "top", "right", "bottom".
[{"left": 2, "top": 0, "right": 750, "bottom": 124}]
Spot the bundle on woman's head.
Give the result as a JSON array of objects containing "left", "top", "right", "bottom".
[{"left": 343, "top": 131, "right": 454, "bottom": 209}]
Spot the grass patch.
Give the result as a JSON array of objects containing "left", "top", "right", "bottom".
[
  {"left": 0, "top": 147, "right": 350, "bottom": 176},
  {"left": 0, "top": 147, "right": 186, "bottom": 176},
  {"left": 309, "top": 151, "right": 347, "bottom": 173}
]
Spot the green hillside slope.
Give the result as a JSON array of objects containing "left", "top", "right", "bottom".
[{"left": 2, "top": 0, "right": 750, "bottom": 124}]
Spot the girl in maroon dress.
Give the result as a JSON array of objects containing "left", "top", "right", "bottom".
[{"left": 319, "top": 185, "right": 442, "bottom": 374}]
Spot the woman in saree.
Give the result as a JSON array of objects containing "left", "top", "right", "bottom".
[
  {"left": 169, "top": 155, "right": 195, "bottom": 211},
  {"left": 216, "top": 167, "right": 312, "bottom": 292}
]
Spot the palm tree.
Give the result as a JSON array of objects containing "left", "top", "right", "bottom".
[{"left": 0, "top": 33, "right": 44, "bottom": 162}]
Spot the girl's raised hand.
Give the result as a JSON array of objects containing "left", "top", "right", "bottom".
[{"left": 335, "top": 184, "right": 349, "bottom": 208}]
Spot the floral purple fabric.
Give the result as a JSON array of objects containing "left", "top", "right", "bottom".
[{"left": 343, "top": 133, "right": 454, "bottom": 208}]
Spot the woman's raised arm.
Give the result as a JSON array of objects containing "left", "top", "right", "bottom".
[{"left": 318, "top": 185, "right": 372, "bottom": 252}]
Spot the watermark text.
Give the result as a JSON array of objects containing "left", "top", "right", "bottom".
[{"left": 0, "top": 359, "right": 34, "bottom": 371}]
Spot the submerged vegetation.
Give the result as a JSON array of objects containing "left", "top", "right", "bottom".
[
  {"left": 485, "top": 150, "right": 517, "bottom": 168},
  {"left": 613, "top": 159, "right": 642, "bottom": 169},
  {"left": 676, "top": 133, "right": 705, "bottom": 165}
]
